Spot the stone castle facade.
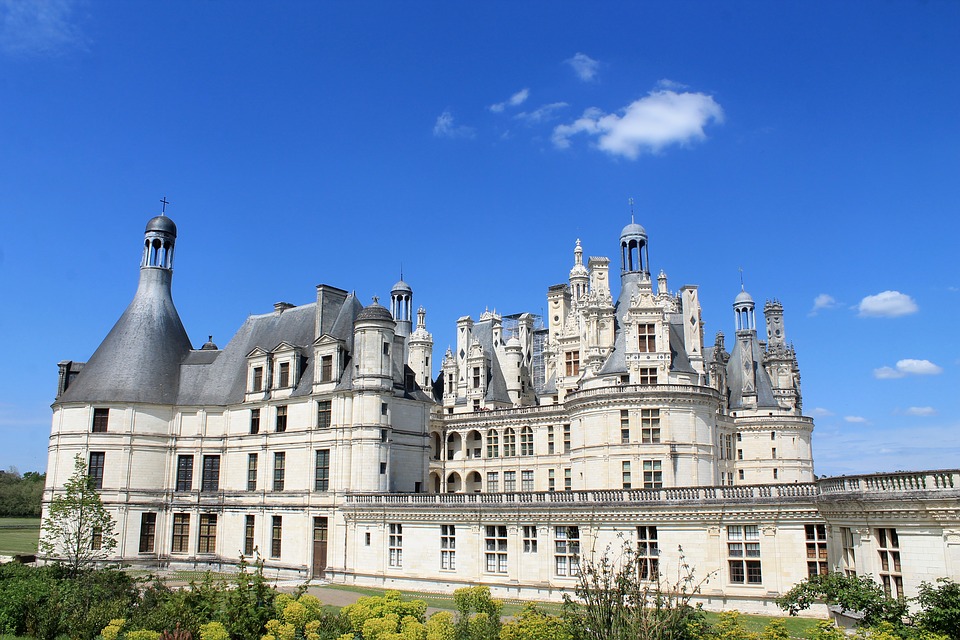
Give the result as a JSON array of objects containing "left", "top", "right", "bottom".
[{"left": 45, "top": 214, "right": 960, "bottom": 613}]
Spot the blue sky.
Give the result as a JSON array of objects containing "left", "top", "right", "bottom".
[{"left": 1, "top": 1, "right": 958, "bottom": 476}]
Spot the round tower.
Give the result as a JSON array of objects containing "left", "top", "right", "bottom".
[
  {"left": 569, "top": 239, "right": 589, "bottom": 302},
  {"left": 408, "top": 307, "right": 434, "bottom": 390},
  {"left": 390, "top": 279, "right": 413, "bottom": 339},
  {"left": 354, "top": 297, "right": 397, "bottom": 389},
  {"left": 734, "top": 288, "right": 756, "bottom": 333},
  {"left": 620, "top": 222, "right": 649, "bottom": 277}
]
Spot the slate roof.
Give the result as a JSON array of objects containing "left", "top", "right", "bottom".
[
  {"left": 469, "top": 319, "right": 511, "bottom": 404},
  {"left": 725, "top": 333, "right": 779, "bottom": 409}
]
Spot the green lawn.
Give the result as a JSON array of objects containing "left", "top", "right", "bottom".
[{"left": 0, "top": 517, "right": 40, "bottom": 555}]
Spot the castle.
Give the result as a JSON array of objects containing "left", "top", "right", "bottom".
[{"left": 45, "top": 213, "right": 959, "bottom": 612}]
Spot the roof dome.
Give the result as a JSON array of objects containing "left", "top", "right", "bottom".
[
  {"left": 145, "top": 215, "right": 177, "bottom": 236},
  {"left": 734, "top": 289, "right": 754, "bottom": 305},
  {"left": 620, "top": 222, "right": 647, "bottom": 240},
  {"left": 392, "top": 279, "right": 412, "bottom": 294},
  {"left": 201, "top": 335, "right": 219, "bottom": 350},
  {"left": 356, "top": 299, "right": 394, "bottom": 322},
  {"left": 506, "top": 335, "right": 522, "bottom": 350}
]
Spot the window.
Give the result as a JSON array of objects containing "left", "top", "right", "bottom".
[
  {"left": 252, "top": 366, "right": 263, "bottom": 391},
  {"left": 520, "top": 426, "right": 534, "bottom": 456},
  {"left": 389, "top": 523, "right": 402, "bottom": 567},
  {"left": 201, "top": 455, "right": 220, "bottom": 492},
  {"left": 139, "top": 513, "right": 157, "bottom": 553},
  {"left": 247, "top": 454, "right": 258, "bottom": 491},
  {"left": 504, "top": 471, "right": 516, "bottom": 492},
  {"left": 379, "top": 462, "right": 387, "bottom": 474},
  {"left": 547, "top": 425, "right": 555, "bottom": 454},
  {"left": 737, "top": 449, "right": 743, "bottom": 460},
  {"left": 88, "top": 452, "right": 105, "bottom": 490},
  {"left": 364, "top": 532, "right": 371, "bottom": 546},
  {"left": 772, "top": 447, "right": 777, "bottom": 459},
  {"left": 383, "top": 342, "right": 390, "bottom": 356},
  {"left": 446, "top": 373, "right": 455, "bottom": 394},
  {"left": 773, "top": 468, "right": 779, "bottom": 479},
  {"left": 877, "top": 528, "right": 903, "bottom": 598},
  {"left": 244, "top": 515, "right": 256, "bottom": 556},
  {"left": 737, "top": 432, "right": 742, "bottom": 442},
  {"left": 638, "top": 367, "right": 657, "bottom": 385},
  {"left": 637, "top": 526, "right": 659, "bottom": 580},
  {"left": 271, "top": 516, "right": 282, "bottom": 558},
  {"left": 441, "top": 525, "right": 456, "bottom": 570},
  {"left": 564, "top": 468, "right": 572, "bottom": 491},
  {"left": 278, "top": 361, "right": 290, "bottom": 387},
  {"left": 176, "top": 455, "right": 193, "bottom": 492},
  {"left": 486, "top": 430, "right": 499, "bottom": 457},
  {"left": 621, "top": 410, "right": 630, "bottom": 443},
  {"left": 473, "top": 399, "right": 481, "bottom": 412},
  {"left": 273, "top": 452, "right": 285, "bottom": 491},
  {"left": 381, "top": 402, "right": 388, "bottom": 416},
  {"left": 487, "top": 472, "right": 499, "bottom": 492},
  {"left": 317, "top": 400, "right": 332, "bottom": 429},
  {"left": 250, "top": 408, "right": 260, "bottom": 434},
  {"left": 548, "top": 469, "right": 556, "bottom": 492},
  {"left": 841, "top": 527, "right": 857, "bottom": 577},
  {"left": 728, "top": 525, "right": 761, "bottom": 584},
  {"left": 641, "top": 409, "right": 660, "bottom": 443},
  {"left": 198, "top": 514, "right": 217, "bottom": 554},
  {"left": 643, "top": 460, "right": 662, "bottom": 489},
  {"left": 622, "top": 461, "right": 632, "bottom": 489},
  {"left": 565, "top": 351, "right": 580, "bottom": 376},
  {"left": 485, "top": 525, "right": 507, "bottom": 573},
  {"left": 806, "top": 524, "right": 828, "bottom": 577},
  {"left": 92, "top": 407, "right": 109, "bottom": 433},
  {"left": 276, "top": 405, "right": 287, "bottom": 432},
  {"left": 320, "top": 355, "right": 333, "bottom": 382},
  {"left": 172, "top": 513, "right": 190, "bottom": 553},
  {"left": 523, "top": 526, "right": 538, "bottom": 553},
  {"left": 315, "top": 449, "right": 330, "bottom": 491},
  {"left": 638, "top": 323, "right": 656, "bottom": 353},
  {"left": 554, "top": 526, "right": 580, "bottom": 576},
  {"left": 472, "top": 367, "right": 481, "bottom": 388},
  {"left": 91, "top": 526, "right": 102, "bottom": 550},
  {"left": 563, "top": 424, "right": 571, "bottom": 453},
  {"left": 503, "top": 428, "right": 517, "bottom": 456},
  {"left": 771, "top": 431, "right": 777, "bottom": 440},
  {"left": 521, "top": 470, "right": 534, "bottom": 492},
  {"left": 738, "top": 469, "right": 745, "bottom": 481}
]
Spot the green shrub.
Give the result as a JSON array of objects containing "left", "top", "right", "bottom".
[{"left": 916, "top": 579, "right": 960, "bottom": 640}]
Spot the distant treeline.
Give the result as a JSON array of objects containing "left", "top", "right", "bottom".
[{"left": 0, "top": 469, "right": 45, "bottom": 517}]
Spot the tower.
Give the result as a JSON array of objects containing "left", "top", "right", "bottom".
[
  {"left": 391, "top": 279, "right": 413, "bottom": 339},
  {"left": 408, "top": 307, "right": 434, "bottom": 390},
  {"left": 620, "top": 221, "right": 650, "bottom": 279},
  {"left": 569, "top": 239, "right": 589, "bottom": 304}
]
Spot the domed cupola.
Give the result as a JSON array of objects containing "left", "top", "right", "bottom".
[
  {"left": 734, "top": 287, "right": 756, "bottom": 332},
  {"left": 390, "top": 277, "right": 413, "bottom": 338},
  {"left": 357, "top": 297, "right": 395, "bottom": 324},
  {"left": 620, "top": 220, "right": 649, "bottom": 276},
  {"left": 56, "top": 210, "right": 193, "bottom": 405},
  {"left": 569, "top": 239, "right": 590, "bottom": 301}
]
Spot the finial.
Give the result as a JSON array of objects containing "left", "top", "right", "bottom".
[
  {"left": 739, "top": 266, "right": 744, "bottom": 290},
  {"left": 400, "top": 262, "right": 403, "bottom": 281},
  {"left": 372, "top": 295, "right": 379, "bottom": 305},
  {"left": 628, "top": 197, "right": 635, "bottom": 223},
  {"left": 208, "top": 335, "right": 212, "bottom": 342},
  {"left": 160, "top": 196, "right": 170, "bottom": 216}
]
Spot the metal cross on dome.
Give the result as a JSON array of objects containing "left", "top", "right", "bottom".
[{"left": 160, "top": 196, "right": 170, "bottom": 215}]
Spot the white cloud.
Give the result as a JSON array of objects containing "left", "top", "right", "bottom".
[
  {"left": 489, "top": 88, "right": 530, "bottom": 113},
  {"left": 858, "top": 290, "right": 918, "bottom": 317},
  {"left": 656, "top": 78, "right": 688, "bottom": 91},
  {"left": 0, "top": 0, "right": 86, "bottom": 56},
  {"left": 810, "top": 407, "right": 835, "bottom": 418},
  {"left": 874, "top": 358, "right": 943, "bottom": 379},
  {"left": 432, "top": 111, "right": 475, "bottom": 139},
  {"left": 809, "top": 293, "right": 839, "bottom": 315},
  {"left": 566, "top": 52, "right": 598, "bottom": 81},
  {"left": 844, "top": 416, "right": 868, "bottom": 424},
  {"left": 552, "top": 89, "right": 723, "bottom": 159},
  {"left": 515, "top": 102, "right": 568, "bottom": 125},
  {"left": 904, "top": 406, "right": 937, "bottom": 417}
]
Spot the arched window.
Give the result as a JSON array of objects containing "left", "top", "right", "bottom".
[
  {"left": 503, "top": 428, "right": 517, "bottom": 457},
  {"left": 486, "top": 430, "right": 499, "bottom": 458},
  {"left": 520, "top": 426, "right": 534, "bottom": 456}
]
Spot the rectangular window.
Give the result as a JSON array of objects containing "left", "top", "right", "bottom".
[
  {"left": 637, "top": 526, "right": 659, "bottom": 580},
  {"left": 520, "top": 428, "right": 534, "bottom": 456},
  {"left": 88, "top": 451, "right": 105, "bottom": 490},
  {"left": 772, "top": 447, "right": 777, "bottom": 459},
  {"left": 523, "top": 525, "right": 538, "bottom": 553},
  {"left": 547, "top": 425, "right": 555, "bottom": 454},
  {"left": 389, "top": 523, "right": 402, "bottom": 567},
  {"left": 320, "top": 355, "right": 334, "bottom": 382},
  {"left": 806, "top": 524, "right": 828, "bottom": 577},
  {"left": 198, "top": 514, "right": 217, "bottom": 554},
  {"left": 738, "top": 469, "right": 745, "bottom": 481},
  {"left": 383, "top": 342, "right": 390, "bottom": 356},
  {"left": 548, "top": 469, "right": 556, "bottom": 492},
  {"left": 620, "top": 409, "right": 630, "bottom": 443},
  {"left": 91, "top": 526, "right": 103, "bottom": 550},
  {"left": 565, "top": 351, "right": 580, "bottom": 376},
  {"left": 503, "top": 429, "right": 517, "bottom": 456},
  {"left": 641, "top": 409, "right": 661, "bottom": 443},
  {"left": 643, "top": 460, "right": 663, "bottom": 489},
  {"left": 521, "top": 470, "right": 534, "bottom": 492},
  {"left": 273, "top": 452, "right": 285, "bottom": 491},
  {"left": 244, "top": 515, "right": 256, "bottom": 556},
  {"left": 92, "top": 407, "right": 110, "bottom": 433},
  {"left": 563, "top": 424, "right": 571, "bottom": 453},
  {"left": 737, "top": 449, "right": 744, "bottom": 460},
  {"left": 138, "top": 513, "right": 157, "bottom": 553},
  {"left": 317, "top": 400, "right": 332, "bottom": 429},
  {"left": 472, "top": 367, "right": 481, "bottom": 388},
  {"left": 440, "top": 524, "right": 456, "bottom": 570},
  {"left": 504, "top": 471, "right": 516, "bottom": 493},
  {"left": 728, "top": 525, "right": 761, "bottom": 584},
  {"left": 554, "top": 526, "right": 580, "bottom": 576},
  {"left": 841, "top": 527, "right": 857, "bottom": 577},
  {"left": 315, "top": 449, "right": 330, "bottom": 492},
  {"left": 564, "top": 468, "right": 572, "bottom": 491},
  {"left": 201, "top": 455, "right": 220, "bottom": 492},
  {"left": 176, "top": 455, "right": 193, "bottom": 492},
  {"left": 638, "top": 367, "right": 657, "bottom": 385},
  {"left": 253, "top": 366, "right": 263, "bottom": 391},
  {"left": 622, "top": 461, "right": 632, "bottom": 489},
  {"left": 247, "top": 453, "right": 258, "bottom": 491},
  {"left": 485, "top": 525, "right": 508, "bottom": 573},
  {"left": 278, "top": 361, "right": 290, "bottom": 387},
  {"left": 638, "top": 323, "right": 656, "bottom": 353},
  {"left": 250, "top": 408, "right": 260, "bottom": 434},
  {"left": 773, "top": 468, "right": 779, "bottom": 479},
  {"left": 487, "top": 472, "right": 498, "bottom": 493},
  {"left": 486, "top": 430, "right": 499, "bottom": 457},
  {"left": 271, "top": 516, "right": 282, "bottom": 558},
  {"left": 877, "top": 528, "right": 903, "bottom": 598},
  {"left": 171, "top": 513, "right": 190, "bottom": 553},
  {"left": 276, "top": 405, "right": 287, "bottom": 432}
]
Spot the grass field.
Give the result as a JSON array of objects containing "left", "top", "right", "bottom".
[{"left": 0, "top": 517, "right": 40, "bottom": 555}]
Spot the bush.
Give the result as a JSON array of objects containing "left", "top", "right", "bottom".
[
  {"left": 916, "top": 579, "right": 960, "bottom": 640},
  {"left": 500, "top": 604, "right": 572, "bottom": 640},
  {"left": 776, "top": 572, "right": 907, "bottom": 627}
]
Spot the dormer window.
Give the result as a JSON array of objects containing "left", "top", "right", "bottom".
[
  {"left": 638, "top": 324, "right": 656, "bottom": 353},
  {"left": 279, "top": 362, "right": 290, "bottom": 387},
  {"left": 565, "top": 351, "right": 580, "bottom": 376},
  {"left": 321, "top": 355, "right": 333, "bottom": 382},
  {"left": 253, "top": 367, "right": 264, "bottom": 392}
]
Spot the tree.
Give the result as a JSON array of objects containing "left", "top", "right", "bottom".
[
  {"left": 915, "top": 579, "right": 960, "bottom": 640},
  {"left": 776, "top": 572, "right": 908, "bottom": 628},
  {"left": 38, "top": 454, "right": 117, "bottom": 574}
]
